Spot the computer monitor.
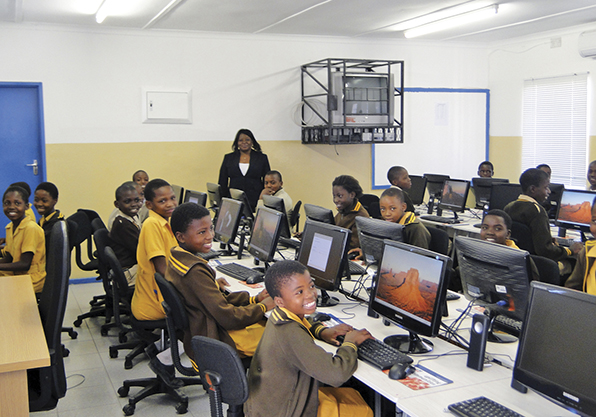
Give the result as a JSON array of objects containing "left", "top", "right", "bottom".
[
  {"left": 171, "top": 184, "right": 184, "bottom": 205},
  {"left": 488, "top": 183, "right": 522, "bottom": 210},
  {"left": 297, "top": 220, "right": 351, "bottom": 307},
  {"left": 369, "top": 240, "right": 451, "bottom": 354},
  {"left": 408, "top": 175, "right": 427, "bottom": 205},
  {"left": 471, "top": 177, "right": 509, "bottom": 209},
  {"left": 437, "top": 179, "right": 470, "bottom": 220},
  {"left": 229, "top": 188, "right": 254, "bottom": 222},
  {"left": 513, "top": 282, "right": 596, "bottom": 417},
  {"left": 454, "top": 235, "right": 532, "bottom": 343},
  {"left": 303, "top": 204, "right": 335, "bottom": 225},
  {"left": 206, "top": 182, "right": 222, "bottom": 208},
  {"left": 544, "top": 183, "right": 564, "bottom": 220},
  {"left": 423, "top": 174, "right": 449, "bottom": 198},
  {"left": 183, "top": 189, "right": 207, "bottom": 207},
  {"left": 214, "top": 198, "right": 243, "bottom": 252},
  {"left": 355, "top": 216, "right": 404, "bottom": 266},
  {"left": 262, "top": 195, "right": 291, "bottom": 239},
  {"left": 556, "top": 189, "right": 595, "bottom": 237},
  {"left": 247, "top": 207, "right": 284, "bottom": 265}
]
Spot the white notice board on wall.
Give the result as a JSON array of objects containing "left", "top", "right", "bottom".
[{"left": 372, "top": 88, "right": 489, "bottom": 189}]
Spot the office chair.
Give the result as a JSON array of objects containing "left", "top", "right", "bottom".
[
  {"left": 367, "top": 201, "right": 382, "bottom": 219},
  {"left": 92, "top": 229, "right": 121, "bottom": 336},
  {"left": 91, "top": 216, "right": 107, "bottom": 232},
  {"left": 510, "top": 221, "right": 536, "bottom": 254},
  {"left": 191, "top": 336, "right": 248, "bottom": 417},
  {"left": 289, "top": 200, "right": 302, "bottom": 233},
  {"left": 427, "top": 227, "right": 450, "bottom": 256},
  {"left": 29, "top": 221, "right": 69, "bottom": 411},
  {"left": 359, "top": 193, "right": 380, "bottom": 213},
  {"left": 530, "top": 255, "right": 561, "bottom": 286}
]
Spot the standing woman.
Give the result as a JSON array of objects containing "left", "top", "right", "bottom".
[{"left": 218, "top": 129, "right": 271, "bottom": 212}]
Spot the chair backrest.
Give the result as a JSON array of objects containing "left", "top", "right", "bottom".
[
  {"left": 93, "top": 228, "right": 113, "bottom": 293},
  {"left": 367, "top": 201, "right": 382, "bottom": 219},
  {"left": 427, "top": 227, "right": 450, "bottom": 256},
  {"left": 289, "top": 200, "right": 302, "bottom": 230},
  {"left": 91, "top": 216, "right": 107, "bottom": 232},
  {"left": 530, "top": 254, "right": 561, "bottom": 285},
  {"left": 511, "top": 221, "right": 536, "bottom": 254},
  {"left": 104, "top": 246, "right": 132, "bottom": 303},
  {"left": 66, "top": 210, "right": 99, "bottom": 271},
  {"left": 191, "top": 335, "right": 249, "bottom": 406},
  {"left": 359, "top": 194, "right": 380, "bottom": 212}
]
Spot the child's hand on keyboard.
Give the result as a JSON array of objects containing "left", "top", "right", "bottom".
[
  {"left": 320, "top": 323, "right": 354, "bottom": 346},
  {"left": 345, "top": 329, "right": 374, "bottom": 346}
]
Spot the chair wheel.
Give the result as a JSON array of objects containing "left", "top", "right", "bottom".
[
  {"left": 62, "top": 346, "right": 70, "bottom": 357},
  {"left": 100, "top": 327, "right": 109, "bottom": 337},
  {"left": 73, "top": 319, "right": 82, "bottom": 327},
  {"left": 69, "top": 329, "right": 78, "bottom": 339},
  {"left": 118, "top": 386, "right": 130, "bottom": 397},
  {"left": 175, "top": 402, "right": 188, "bottom": 414},
  {"left": 124, "top": 359, "right": 133, "bottom": 370},
  {"left": 109, "top": 348, "right": 118, "bottom": 358},
  {"left": 119, "top": 334, "right": 127, "bottom": 343},
  {"left": 123, "top": 404, "right": 135, "bottom": 416}
]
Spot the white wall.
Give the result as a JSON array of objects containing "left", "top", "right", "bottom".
[{"left": 0, "top": 23, "right": 489, "bottom": 145}]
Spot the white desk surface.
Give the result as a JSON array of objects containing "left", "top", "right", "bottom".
[{"left": 211, "top": 251, "right": 576, "bottom": 417}]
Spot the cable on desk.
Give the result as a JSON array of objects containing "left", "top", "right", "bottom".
[
  {"left": 413, "top": 350, "right": 468, "bottom": 366},
  {"left": 276, "top": 249, "right": 287, "bottom": 259}
]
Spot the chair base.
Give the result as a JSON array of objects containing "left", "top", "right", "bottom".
[{"left": 109, "top": 338, "right": 149, "bottom": 369}]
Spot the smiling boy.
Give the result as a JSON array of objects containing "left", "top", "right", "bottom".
[
  {"left": 257, "top": 170, "right": 293, "bottom": 218},
  {"left": 34, "top": 182, "right": 64, "bottom": 255}
]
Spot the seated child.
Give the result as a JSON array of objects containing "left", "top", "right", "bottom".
[
  {"left": 257, "top": 170, "right": 293, "bottom": 218},
  {"left": 109, "top": 182, "right": 142, "bottom": 285},
  {"left": 167, "top": 202, "right": 274, "bottom": 361},
  {"left": 11, "top": 182, "right": 36, "bottom": 221},
  {"left": 33, "top": 182, "right": 64, "bottom": 256},
  {"left": 504, "top": 168, "right": 582, "bottom": 261},
  {"left": 245, "top": 260, "right": 373, "bottom": 417},
  {"left": 332, "top": 175, "right": 369, "bottom": 250},
  {"left": 387, "top": 166, "right": 415, "bottom": 212},
  {"left": 536, "top": 164, "right": 551, "bottom": 181},
  {"left": 0, "top": 185, "right": 46, "bottom": 293},
  {"left": 588, "top": 160, "right": 596, "bottom": 191},
  {"left": 379, "top": 187, "right": 430, "bottom": 249},
  {"left": 477, "top": 161, "right": 494, "bottom": 178},
  {"left": 566, "top": 196, "right": 596, "bottom": 294},
  {"left": 133, "top": 170, "right": 150, "bottom": 224}
]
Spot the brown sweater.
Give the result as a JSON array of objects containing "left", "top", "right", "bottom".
[
  {"left": 334, "top": 200, "right": 369, "bottom": 250},
  {"left": 245, "top": 307, "right": 358, "bottom": 417}
]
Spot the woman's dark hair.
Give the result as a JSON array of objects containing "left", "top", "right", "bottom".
[
  {"left": 332, "top": 175, "right": 363, "bottom": 199},
  {"left": 232, "top": 129, "right": 262, "bottom": 153}
]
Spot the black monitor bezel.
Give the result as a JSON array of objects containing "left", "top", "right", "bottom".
[
  {"left": 247, "top": 206, "right": 284, "bottom": 263},
  {"left": 262, "top": 195, "right": 291, "bottom": 239},
  {"left": 369, "top": 240, "right": 451, "bottom": 338},
  {"left": 355, "top": 216, "right": 404, "bottom": 266},
  {"left": 423, "top": 173, "right": 450, "bottom": 198},
  {"left": 438, "top": 179, "right": 470, "bottom": 213},
  {"left": 171, "top": 184, "right": 185, "bottom": 205},
  {"left": 214, "top": 197, "right": 243, "bottom": 245},
  {"left": 206, "top": 182, "right": 222, "bottom": 208},
  {"left": 303, "top": 204, "right": 335, "bottom": 225},
  {"left": 183, "top": 189, "right": 208, "bottom": 207},
  {"left": 471, "top": 177, "right": 509, "bottom": 208},
  {"left": 408, "top": 175, "right": 427, "bottom": 205},
  {"left": 229, "top": 188, "right": 255, "bottom": 221},
  {"left": 488, "top": 183, "right": 522, "bottom": 210},
  {"left": 296, "top": 220, "right": 351, "bottom": 292},
  {"left": 555, "top": 188, "right": 595, "bottom": 233}
]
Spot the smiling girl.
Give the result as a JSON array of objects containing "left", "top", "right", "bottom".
[{"left": 332, "top": 175, "right": 369, "bottom": 250}]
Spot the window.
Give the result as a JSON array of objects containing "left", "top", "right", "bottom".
[{"left": 522, "top": 73, "right": 588, "bottom": 188}]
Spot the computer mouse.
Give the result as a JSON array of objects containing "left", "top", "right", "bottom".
[
  {"left": 388, "top": 363, "right": 415, "bottom": 380},
  {"left": 348, "top": 252, "right": 358, "bottom": 261},
  {"left": 313, "top": 312, "right": 331, "bottom": 322},
  {"left": 245, "top": 273, "right": 264, "bottom": 285}
]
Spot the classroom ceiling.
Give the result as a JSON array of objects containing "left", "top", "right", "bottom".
[{"left": 2, "top": 0, "right": 596, "bottom": 43}]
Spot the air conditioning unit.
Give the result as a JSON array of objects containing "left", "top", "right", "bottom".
[{"left": 579, "top": 30, "right": 596, "bottom": 59}]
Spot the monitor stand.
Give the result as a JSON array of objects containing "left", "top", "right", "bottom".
[
  {"left": 317, "top": 290, "right": 339, "bottom": 307},
  {"left": 486, "top": 310, "right": 517, "bottom": 343},
  {"left": 384, "top": 332, "right": 433, "bottom": 354}
]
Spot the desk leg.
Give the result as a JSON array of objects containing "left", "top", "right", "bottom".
[
  {"left": 374, "top": 391, "right": 381, "bottom": 416},
  {"left": 0, "top": 370, "right": 29, "bottom": 417}
]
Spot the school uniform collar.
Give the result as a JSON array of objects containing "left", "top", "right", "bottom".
[
  {"left": 39, "top": 210, "right": 62, "bottom": 227},
  {"left": 114, "top": 209, "right": 141, "bottom": 229},
  {"left": 339, "top": 200, "right": 362, "bottom": 215},
  {"left": 517, "top": 194, "right": 539, "bottom": 204},
  {"left": 586, "top": 240, "right": 596, "bottom": 258},
  {"left": 5, "top": 215, "right": 33, "bottom": 232},
  {"left": 168, "top": 245, "right": 208, "bottom": 277},
  {"left": 398, "top": 211, "right": 416, "bottom": 226},
  {"left": 148, "top": 209, "right": 171, "bottom": 227},
  {"left": 269, "top": 307, "right": 314, "bottom": 337},
  {"left": 505, "top": 239, "right": 519, "bottom": 249}
]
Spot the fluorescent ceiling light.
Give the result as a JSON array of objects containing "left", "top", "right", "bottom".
[
  {"left": 95, "top": 0, "right": 145, "bottom": 24},
  {"left": 392, "top": 1, "right": 493, "bottom": 32},
  {"left": 404, "top": 4, "right": 498, "bottom": 38},
  {"left": 95, "top": 0, "right": 109, "bottom": 23}
]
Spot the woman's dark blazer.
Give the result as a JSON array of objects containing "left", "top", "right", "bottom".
[{"left": 218, "top": 151, "right": 271, "bottom": 211}]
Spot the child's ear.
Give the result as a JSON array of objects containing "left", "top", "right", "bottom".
[
  {"left": 175, "top": 231, "right": 185, "bottom": 244},
  {"left": 145, "top": 200, "right": 153, "bottom": 210},
  {"left": 401, "top": 202, "right": 407, "bottom": 212},
  {"left": 274, "top": 296, "right": 285, "bottom": 308},
  {"left": 114, "top": 200, "right": 119, "bottom": 209}
]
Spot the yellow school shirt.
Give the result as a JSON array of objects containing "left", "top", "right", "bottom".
[
  {"left": 3, "top": 216, "right": 46, "bottom": 293},
  {"left": 131, "top": 210, "right": 177, "bottom": 321},
  {"left": 25, "top": 207, "right": 36, "bottom": 222}
]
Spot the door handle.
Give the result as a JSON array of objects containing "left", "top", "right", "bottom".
[{"left": 26, "top": 159, "right": 38, "bottom": 175}]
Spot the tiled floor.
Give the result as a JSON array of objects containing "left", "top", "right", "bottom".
[{"left": 31, "top": 281, "right": 212, "bottom": 417}]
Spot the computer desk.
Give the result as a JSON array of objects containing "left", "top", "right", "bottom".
[
  {"left": 0, "top": 275, "right": 50, "bottom": 417},
  {"left": 213, "top": 252, "right": 575, "bottom": 417}
]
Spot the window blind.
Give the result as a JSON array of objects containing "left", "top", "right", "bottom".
[{"left": 522, "top": 73, "right": 588, "bottom": 188}]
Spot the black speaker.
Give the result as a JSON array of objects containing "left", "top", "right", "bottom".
[{"left": 467, "top": 314, "right": 489, "bottom": 371}]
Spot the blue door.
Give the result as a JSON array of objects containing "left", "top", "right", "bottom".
[{"left": 0, "top": 82, "right": 46, "bottom": 234}]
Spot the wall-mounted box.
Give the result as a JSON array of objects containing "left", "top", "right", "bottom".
[{"left": 142, "top": 89, "right": 192, "bottom": 124}]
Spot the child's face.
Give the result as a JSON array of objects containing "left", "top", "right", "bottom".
[
  {"left": 146, "top": 186, "right": 178, "bottom": 219},
  {"left": 33, "top": 189, "right": 57, "bottom": 217},
  {"left": 332, "top": 185, "right": 355, "bottom": 212},
  {"left": 3, "top": 191, "right": 28, "bottom": 223},
  {"left": 176, "top": 216, "right": 214, "bottom": 254},
  {"left": 394, "top": 170, "right": 411, "bottom": 190},
  {"left": 133, "top": 171, "right": 149, "bottom": 189},
  {"left": 528, "top": 178, "right": 550, "bottom": 203},
  {"left": 539, "top": 166, "right": 552, "bottom": 181},
  {"left": 274, "top": 271, "right": 317, "bottom": 319},
  {"left": 480, "top": 215, "right": 510, "bottom": 245},
  {"left": 478, "top": 164, "right": 493, "bottom": 178},
  {"left": 264, "top": 174, "right": 282, "bottom": 194},
  {"left": 588, "top": 163, "right": 596, "bottom": 188},
  {"left": 115, "top": 189, "right": 142, "bottom": 218},
  {"left": 379, "top": 195, "right": 406, "bottom": 223}
]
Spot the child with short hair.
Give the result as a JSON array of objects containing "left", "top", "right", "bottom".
[
  {"left": 33, "top": 182, "right": 64, "bottom": 255},
  {"left": 477, "top": 161, "right": 494, "bottom": 178},
  {"left": 566, "top": 196, "right": 596, "bottom": 294},
  {"left": 167, "top": 202, "right": 274, "bottom": 360},
  {"left": 536, "top": 164, "right": 551, "bottom": 181},
  {"left": 133, "top": 170, "right": 150, "bottom": 224},
  {"left": 379, "top": 187, "right": 430, "bottom": 249},
  {"left": 387, "top": 166, "right": 415, "bottom": 212},
  {"left": 332, "top": 175, "right": 369, "bottom": 250},
  {"left": 11, "top": 181, "right": 36, "bottom": 221},
  {"left": 109, "top": 182, "right": 142, "bottom": 285},
  {"left": 0, "top": 185, "right": 46, "bottom": 293},
  {"left": 257, "top": 170, "right": 293, "bottom": 218},
  {"left": 587, "top": 160, "right": 596, "bottom": 191},
  {"left": 245, "top": 260, "right": 373, "bottom": 417}
]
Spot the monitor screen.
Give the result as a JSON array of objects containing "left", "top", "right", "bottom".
[
  {"left": 297, "top": 220, "right": 351, "bottom": 293},
  {"left": 184, "top": 189, "right": 207, "bottom": 207},
  {"left": 408, "top": 175, "right": 427, "bottom": 205},
  {"left": 303, "top": 204, "right": 335, "bottom": 225},
  {"left": 171, "top": 184, "right": 184, "bottom": 205},
  {"left": 438, "top": 179, "right": 470, "bottom": 213},
  {"left": 214, "top": 198, "right": 243, "bottom": 245},
  {"left": 471, "top": 177, "right": 509, "bottom": 208},
  {"left": 423, "top": 174, "right": 449, "bottom": 198},
  {"left": 513, "top": 282, "right": 596, "bottom": 417},
  {"left": 355, "top": 216, "right": 404, "bottom": 266},
  {"left": 488, "top": 183, "right": 522, "bottom": 210},
  {"left": 247, "top": 207, "right": 284, "bottom": 263},
  {"left": 454, "top": 236, "right": 531, "bottom": 340},
  {"left": 262, "top": 195, "right": 291, "bottom": 239},
  {"left": 206, "top": 182, "right": 222, "bottom": 208},
  {"left": 369, "top": 240, "right": 451, "bottom": 354},
  {"left": 556, "top": 189, "right": 595, "bottom": 232}
]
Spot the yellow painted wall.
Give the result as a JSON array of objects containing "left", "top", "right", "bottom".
[{"left": 489, "top": 136, "right": 523, "bottom": 182}]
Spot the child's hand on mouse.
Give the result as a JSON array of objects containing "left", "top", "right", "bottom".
[
  {"left": 347, "top": 248, "right": 363, "bottom": 261},
  {"left": 320, "top": 323, "right": 354, "bottom": 346},
  {"left": 344, "top": 328, "right": 374, "bottom": 346}
]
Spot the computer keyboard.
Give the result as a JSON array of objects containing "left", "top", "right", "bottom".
[
  {"left": 351, "top": 337, "right": 413, "bottom": 370},
  {"left": 448, "top": 396, "right": 524, "bottom": 417},
  {"left": 555, "top": 237, "right": 576, "bottom": 247},
  {"left": 446, "top": 292, "right": 461, "bottom": 301},
  {"left": 279, "top": 236, "right": 301, "bottom": 249},
  {"left": 198, "top": 250, "right": 220, "bottom": 261},
  {"left": 493, "top": 314, "right": 522, "bottom": 337},
  {"left": 420, "top": 215, "right": 461, "bottom": 224},
  {"left": 216, "top": 263, "right": 264, "bottom": 283},
  {"left": 347, "top": 261, "right": 367, "bottom": 276}
]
